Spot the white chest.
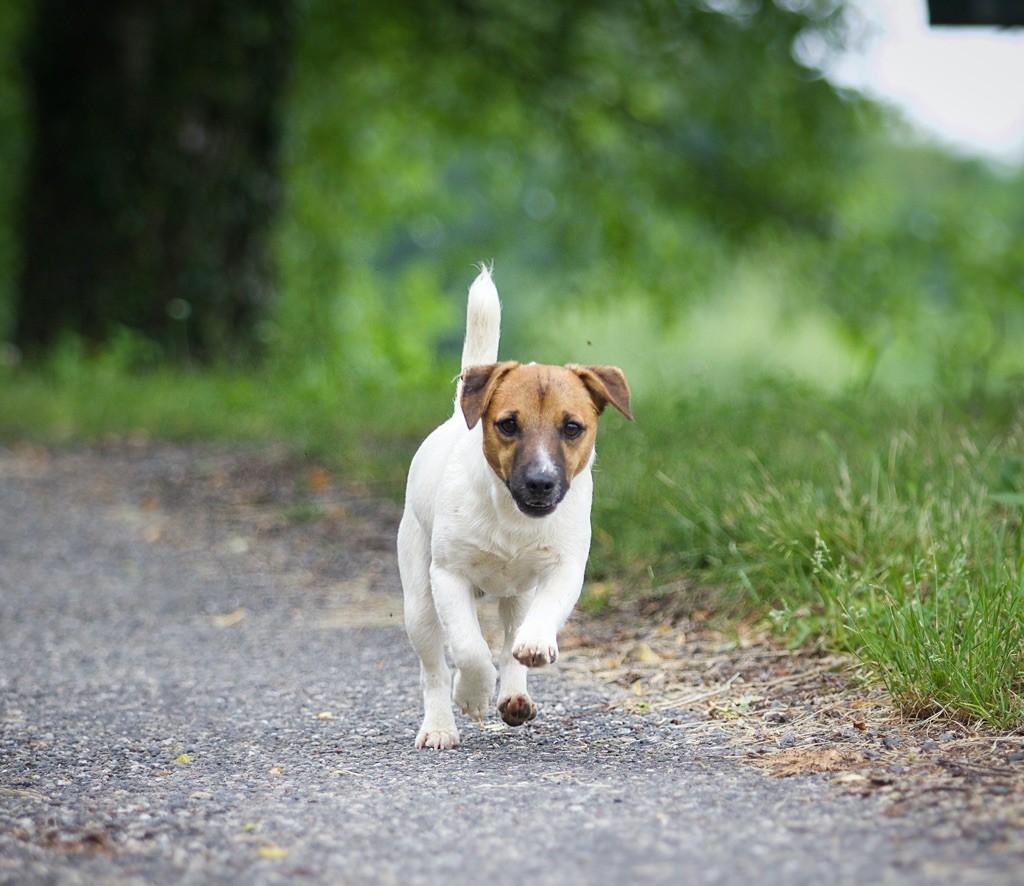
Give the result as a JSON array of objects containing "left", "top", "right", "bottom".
[
  {"left": 467, "top": 540, "right": 561, "bottom": 598},
  {"left": 434, "top": 519, "right": 563, "bottom": 598}
]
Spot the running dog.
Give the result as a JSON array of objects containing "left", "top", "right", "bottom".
[{"left": 397, "top": 266, "right": 632, "bottom": 749}]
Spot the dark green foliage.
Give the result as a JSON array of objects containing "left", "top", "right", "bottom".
[
  {"left": 13, "top": 0, "right": 295, "bottom": 360},
  {"left": 0, "top": 0, "right": 28, "bottom": 340},
  {"left": 273, "top": 0, "right": 868, "bottom": 371},
  {"left": 271, "top": 0, "right": 1024, "bottom": 396},
  {"left": 362, "top": 0, "right": 860, "bottom": 236},
  {"left": 7, "top": 0, "right": 1020, "bottom": 381}
]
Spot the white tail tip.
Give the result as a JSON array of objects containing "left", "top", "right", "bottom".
[{"left": 461, "top": 263, "right": 501, "bottom": 369}]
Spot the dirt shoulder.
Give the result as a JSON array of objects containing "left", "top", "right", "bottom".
[{"left": 560, "top": 612, "right": 1024, "bottom": 856}]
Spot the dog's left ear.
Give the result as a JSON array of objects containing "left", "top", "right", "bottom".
[
  {"left": 460, "top": 361, "right": 519, "bottom": 429},
  {"left": 570, "top": 365, "right": 633, "bottom": 421}
]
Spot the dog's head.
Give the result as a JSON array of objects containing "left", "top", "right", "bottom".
[{"left": 460, "top": 362, "right": 632, "bottom": 517}]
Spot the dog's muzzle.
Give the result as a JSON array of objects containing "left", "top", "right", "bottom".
[{"left": 508, "top": 464, "right": 566, "bottom": 518}]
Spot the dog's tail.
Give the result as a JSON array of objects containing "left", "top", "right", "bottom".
[{"left": 461, "top": 263, "right": 501, "bottom": 370}]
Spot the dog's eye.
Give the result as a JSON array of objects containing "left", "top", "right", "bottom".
[
  {"left": 563, "top": 421, "right": 584, "bottom": 440},
  {"left": 496, "top": 417, "right": 519, "bottom": 437}
]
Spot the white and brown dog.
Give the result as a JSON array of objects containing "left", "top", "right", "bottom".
[{"left": 397, "top": 266, "right": 632, "bottom": 749}]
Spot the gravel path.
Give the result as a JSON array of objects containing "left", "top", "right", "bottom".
[{"left": 0, "top": 444, "right": 1019, "bottom": 884}]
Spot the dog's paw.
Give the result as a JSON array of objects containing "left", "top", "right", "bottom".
[
  {"left": 416, "top": 724, "right": 461, "bottom": 750},
  {"left": 498, "top": 693, "right": 538, "bottom": 727},
  {"left": 453, "top": 662, "right": 497, "bottom": 720},
  {"left": 512, "top": 637, "right": 558, "bottom": 668}
]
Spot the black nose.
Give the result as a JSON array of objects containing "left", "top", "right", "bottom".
[
  {"left": 509, "top": 459, "right": 567, "bottom": 516},
  {"left": 525, "top": 472, "right": 557, "bottom": 496}
]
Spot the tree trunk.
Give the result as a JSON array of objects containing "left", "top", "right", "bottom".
[{"left": 14, "top": 0, "right": 294, "bottom": 361}]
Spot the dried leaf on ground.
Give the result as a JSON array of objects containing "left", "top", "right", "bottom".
[
  {"left": 756, "top": 747, "right": 866, "bottom": 778},
  {"left": 211, "top": 607, "right": 246, "bottom": 627}
]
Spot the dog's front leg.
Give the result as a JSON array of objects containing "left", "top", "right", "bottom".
[
  {"left": 497, "top": 595, "right": 537, "bottom": 727},
  {"left": 512, "top": 559, "right": 585, "bottom": 668},
  {"left": 429, "top": 564, "right": 497, "bottom": 720}
]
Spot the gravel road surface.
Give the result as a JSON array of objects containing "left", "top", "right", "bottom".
[{"left": 0, "top": 444, "right": 1020, "bottom": 884}]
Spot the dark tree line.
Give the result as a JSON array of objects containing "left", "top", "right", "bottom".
[{"left": 14, "top": 0, "right": 295, "bottom": 360}]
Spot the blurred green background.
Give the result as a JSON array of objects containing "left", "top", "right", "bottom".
[
  {"left": 1, "top": 0, "right": 1022, "bottom": 722},
  {"left": 3, "top": 0, "right": 1022, "bottom": 400}
]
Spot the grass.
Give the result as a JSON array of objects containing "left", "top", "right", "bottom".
[
  {"left": 2, "top": 355, "right": 1023, "bottom": 728},
  {"left": 0, "top": 340, "right": 446, "bottom": 490},
  {"left": 841, "top": 555, "right": 1024, "bottom": 729},
  {"left": 591, "top": 384, "right": 1024, "bottom": 728}
]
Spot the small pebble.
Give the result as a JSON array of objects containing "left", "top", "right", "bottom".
[
  {"left": 938, "top": 732, "right": 955, "bottom": 742},
  {"left": 882, "top": 736, "right": 899, "bottom": 749},
  {"left": 1007, "top": 751, "right": 1024, "bottom": 763},
  {"left": 889, "top": 763, "right": 908, "bottom": 775},
  {"left": 920, "top": 739, "right": 938, "bottom": 751},
  {"left": 778, "top": 731, "right": 796, "bottom": 749}
]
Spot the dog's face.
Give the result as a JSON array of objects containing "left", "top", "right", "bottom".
[{"left": 460, "top": 362, "right": 632, "bottom": 517}]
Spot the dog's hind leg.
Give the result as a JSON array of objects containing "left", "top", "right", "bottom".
[
  {"left": 497, "top": 595, "right": 537, "bottom": 727},
  {"left": 399, "top": 514, "right": 459, "bottom": 750}
]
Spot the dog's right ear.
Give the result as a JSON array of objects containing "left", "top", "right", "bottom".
[{"left": 460, "top": 361, "right": 518, "bottom": 429}]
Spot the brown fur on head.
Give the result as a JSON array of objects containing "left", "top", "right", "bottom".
[{"left": 460, "top": 362, "right": 632, "bottom": 517}]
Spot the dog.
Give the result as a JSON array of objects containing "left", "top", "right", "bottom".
[{"left": 397, "top": 266, "right": 632, "bottom": 749}]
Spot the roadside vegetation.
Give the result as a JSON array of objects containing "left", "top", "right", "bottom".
[
  {"left": 593, "top": 387, "right": 1024, "bottom": 729},
  {"left": 1, "top": 0, "right": 1022, "bottom": 728}
]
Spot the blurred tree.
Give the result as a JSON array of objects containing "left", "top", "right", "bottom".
[
  {"left": 406, "top": 0, "right": 859, "bottom": 237},
  {"left": 8, "top": 0, "right": 883, "bottom": 367},
  {"left": 3, "top": 0, "right": 1020, "bottom": 390},
  {"left": 273, "top": 0, "right": 867, "bottom": 371},
  {"left": 14, "top": 0, "right": 295, "bottom": 361}
]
